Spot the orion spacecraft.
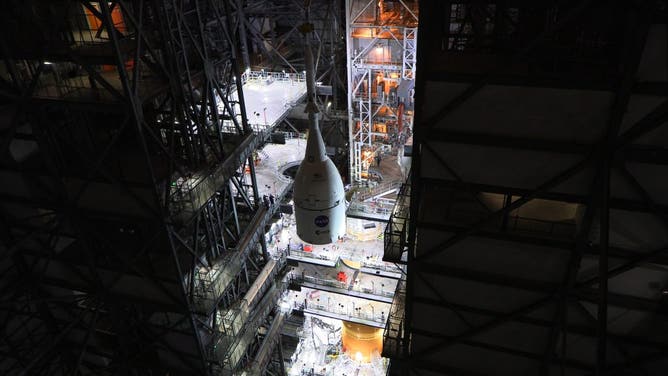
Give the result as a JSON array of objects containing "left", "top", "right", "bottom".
[{"left": 292, "top": 24, "right": 346, "bottom": 245}]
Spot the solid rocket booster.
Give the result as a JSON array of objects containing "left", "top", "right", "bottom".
[{"left": 293, "top": 29, "right": 346, "bottom": 245}]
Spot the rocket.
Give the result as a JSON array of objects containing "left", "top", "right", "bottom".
[{"left": 293, "top": 25, "right": 346, "bottom": 245}]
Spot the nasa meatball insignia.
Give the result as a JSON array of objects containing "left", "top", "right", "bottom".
[{"left": 314, "top": 215, "right": 329, "bottom": 227}]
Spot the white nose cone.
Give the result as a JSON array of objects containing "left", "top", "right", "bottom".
[
  {"left": 293, "top": 153, "right": 346, "bottom": 244},
  {"left": 293, "top": 30, "right": 346, "bottom": 244}
]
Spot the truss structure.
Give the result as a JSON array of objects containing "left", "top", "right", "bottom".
[
  {"left": 386, "top": 1, "right": 668, "bottom": 375},
  {"left": 234, "top": 0, "right": 345, "bottom": 98},
  {"left": 401, "top": 27, "right": 416, "bottom": 80},
  {"left": 0, "top": 1, "right": 288, "bottom": 375},
  {"left": 231, "top": 0, "right": 348, "bottom": 167},
  {"left": 346, "top": 0, "right": 418, "bottom": 183}
]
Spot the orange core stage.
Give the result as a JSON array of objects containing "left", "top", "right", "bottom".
[{"left": 341, "top": 321, "right": 383, "bottom": 363}]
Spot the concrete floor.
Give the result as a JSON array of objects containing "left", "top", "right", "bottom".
[
  {"left": 254, "top": 137, "right": 306, "bottom": 198},
  {"left": 348, "top": 154, "right": 408, "bottom": 222},
  {"left": 235, "top": 72, "right": 307, "bottom": 130},
  {"left": 370, "top": 154, "right": 405, "bottom": 184}
]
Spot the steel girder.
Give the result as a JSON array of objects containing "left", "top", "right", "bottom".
[
  {"left": 0, "top": 0, "right": 276, "bottom": 375},
  {"left": 396, "top": 1, "right": 668, "bottom": 375}
]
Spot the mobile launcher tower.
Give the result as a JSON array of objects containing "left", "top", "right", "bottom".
[{"left": 346, "top": 0, "right": 418, "bottom": 183}]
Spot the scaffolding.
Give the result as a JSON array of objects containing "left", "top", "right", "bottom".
[
  {"left": 220, "top": 70, "right": 307, "bottom": 137},
  {"left": 212, "top": 285, "right": 283, "bottom": 374},
  {"left": 244, "top": 311, "right": 286, "bottom": 375},
  {"left": 381, "top": 275, "right": 406, "bottom": 359},
  {"left": 398, "top": 2, "right": 668, "bottom": 375},
  {"left": 383, "top": 182, "right": 411, "bottom": 263},
  {"left": 0, "top": 1, "right": 286, "bottom": 375},
  {"left": 346, "top": 0, "right": 418, "bottom": 183}
]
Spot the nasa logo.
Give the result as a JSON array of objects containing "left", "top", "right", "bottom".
[{"left": 314, "top": 215, "right": 329, "bottom": 227}]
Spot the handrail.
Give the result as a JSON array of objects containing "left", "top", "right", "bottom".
[
  {"left": 360, "top": 260, "right": 404, "bottom": 276},
  {"left": 169, "top": 132, "right": 259, "bottom": 220},
  {"left": 290, "top": 274, "right": 396, "bottom": 299},
  {"left": 210, "top": 284, "right": 283, "bottom": 372},
  {"left": 347, "top": 199, "right": 394, "bottom": 218},
  {"left": 286, "top": 248, "right": 338, "bottom": 262},
  {"left": 383, "top": 182, "right": 410, "bottom": 262},
  {"left": 244, "top": 312, "right": 285, "bottom": 375},
  {"left": 192, "top": 179, "right": 291, "bottom": 314},
  {"left": 382, "top": 275, "right": 407, "bottom": 359},
  {"left": 355, "top": 180, "right": 402, "bottom": 202},
  {"left": 241, "top": 70, "right": 306, "bottom": 85},
  {"left": 356, "top": 59, "right": 403, "bottom": 68},
  {"left": 302, "top": 303, "right": 386, "bottom": 326}
]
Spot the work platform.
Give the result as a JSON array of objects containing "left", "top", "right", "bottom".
[
  {"left": 303, "top": 307, "right": 385, "bottom": 329},
  {"left": 287, "top": 250, "right": 339, "bottom": 267},
  {"left": 360, "top": 265, "right": 402, "bottom": 279},
  {"left": 290, "top": 275, "right": 394, "bottom": 304},
  {"left": 289, "top": 287, "right": 390, "bottom": 329},
  {"left": 222, "top": 70, "right": 307, "bottom": 135}
]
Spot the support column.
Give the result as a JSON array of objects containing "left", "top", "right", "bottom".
[{"left": 236, "top": 0, "right": 252, "bottom": 70}]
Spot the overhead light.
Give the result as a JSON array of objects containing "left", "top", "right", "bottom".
[
  {"left": 375, "top": 45, "right": 383, "bottom": 53},
  {"left": 44, "top": 61, "right": 53, "bottom": 65}
]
